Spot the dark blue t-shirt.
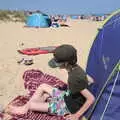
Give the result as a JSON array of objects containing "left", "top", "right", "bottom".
[{"left": 64, "top": 64, "right": 88, "bottom": 114}]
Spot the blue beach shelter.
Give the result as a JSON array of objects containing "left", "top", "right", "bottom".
[
  {"left": 26, "top": 13, "right": 51, "bottom": 27},
  {"left": 71, "top": 15, "right": 78, "bottom": 19},
  {"left": 85, "top": 9, "right": 120, "bottom": 120}
]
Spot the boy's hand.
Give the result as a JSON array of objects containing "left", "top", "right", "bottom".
[{"left": 64, "top": 113, "right": 81, "bottom": 120}]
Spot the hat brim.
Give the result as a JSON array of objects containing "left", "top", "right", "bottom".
[{"left": 48, "top": 58, "right": 64, "bottom": 68}]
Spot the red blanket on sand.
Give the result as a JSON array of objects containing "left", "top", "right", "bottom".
[
  {"left": 6, "top": 69, "right": 67, "bottom": 120},
  {"left": 18, "top": 46, "right": 57, "bottom": 55}
]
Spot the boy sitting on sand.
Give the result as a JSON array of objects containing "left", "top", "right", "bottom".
[{"left": 7, "top": 44, "right": 95, "bottom": 120}]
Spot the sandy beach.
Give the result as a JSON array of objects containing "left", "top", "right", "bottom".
[{"left": 0, "top": 19, "right": 101, "bottom": 107}]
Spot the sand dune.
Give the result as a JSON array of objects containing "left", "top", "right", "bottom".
[{"left": 0, "top": 20, "right": 101, "bottom": 107}]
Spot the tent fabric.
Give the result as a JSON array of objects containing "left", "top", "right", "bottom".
[
  {"left": 86, "top": 10, "right": 120, "bottom": 120},
  {"left": 5, "top": 69, "right": 67, "bottom": 120},
  {"left": 26, "top": 13, "right": 51, "bottom": 27}
]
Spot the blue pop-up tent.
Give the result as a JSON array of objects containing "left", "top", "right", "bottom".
[
  {"left": 86, "top": 10, "right": 120, "bottom": 120},
  {"left": 71, "top": 15, "right": 78, "bottom": 19},
  {"left": 26, "top": 13, "right": 51, "bottom": 28}
]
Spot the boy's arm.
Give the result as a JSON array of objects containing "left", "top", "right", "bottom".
[
  {"left": 87, "top": 75, "right": 95, "bottom": 85},
  {"left": 65, "top": 89, "right": 95, "bottom": 120},
  {"left": 75, "top": 89, "right": 95, "bottom": 117}
]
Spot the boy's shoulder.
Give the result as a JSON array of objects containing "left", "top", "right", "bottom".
[{"left": 69, "top": 65, "right": 86, "bottom": 78}]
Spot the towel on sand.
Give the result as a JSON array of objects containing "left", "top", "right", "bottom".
[
  {"left": 5, "top": 69, "right": 67, "bottom": 120},
  {"left": 18, "top": 46, "right": 57, "bottom": 55}
]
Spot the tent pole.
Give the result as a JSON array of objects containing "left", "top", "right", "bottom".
[
  {"left": 100, "top": 70, "right": 120, "bottom": 120},
  {"left": 87, "top": 60, "right": 120, "bottom": 120}
]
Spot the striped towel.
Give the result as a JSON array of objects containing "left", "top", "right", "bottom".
[{"left": 6, "top": 69, "right": 67, "bottom": 120}]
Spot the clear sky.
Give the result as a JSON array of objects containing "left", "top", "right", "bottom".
[{"left": 0, "top": 0, "right": 120, "bottom": 15}]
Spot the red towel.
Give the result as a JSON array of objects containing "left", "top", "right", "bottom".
[
  {"left": 6, "top": 69, "right": 67, "bottom": 120},
  {"left": 18, "top": 46, "right": 57, "bottom": 55}
]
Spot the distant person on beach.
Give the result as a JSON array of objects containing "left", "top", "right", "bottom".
[{"left": 7, "top": 44, "right": 95, "bottom": 120}]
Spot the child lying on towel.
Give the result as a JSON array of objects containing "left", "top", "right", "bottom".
[{"left": 7, "top": 44, "right": 95, "bottom": 120}]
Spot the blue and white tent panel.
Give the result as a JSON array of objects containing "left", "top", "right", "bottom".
[
  {"left": 86, "top": 10, "right": 120, "bottom": 120},
  {"left": 26, "top": 13, "right": 51, "bottom": 27}
]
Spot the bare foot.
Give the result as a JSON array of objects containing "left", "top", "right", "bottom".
[
  {"left": 3, "top": 113, "right": 12, "bottom": 120},
  {"left": 6, "top": 104, "right": 29, "bottom": 115}
]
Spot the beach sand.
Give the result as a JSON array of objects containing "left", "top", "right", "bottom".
[{"left": 0, "top": 19, "right": 101, "bottom": 108}]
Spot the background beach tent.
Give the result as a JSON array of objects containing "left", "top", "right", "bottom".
[
  {"left": 85, "top": 9, "right": 120, "bottom": 120},
  {"left": 26, "top": 13, "right": 51, "bottom": 27},
  {"left": 71, "top": 15, "right": 78, "bottom": 19}
]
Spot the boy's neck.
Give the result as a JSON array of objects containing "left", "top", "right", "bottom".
[{"left": 66, "top": 64, "right": 78, "bottom": 72}]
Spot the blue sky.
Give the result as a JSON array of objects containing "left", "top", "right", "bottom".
[{"left": 0, "top": 0, "right": 120, "bottom": 15}]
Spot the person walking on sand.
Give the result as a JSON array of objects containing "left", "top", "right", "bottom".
[{"left": 7, "top": 44, "right": 95, "bottom": 120}]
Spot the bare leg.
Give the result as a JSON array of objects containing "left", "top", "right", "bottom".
[
  {"left": 29, "top": 102, "right": 49, "bottom": 112},
  {"left": 7, "top": 84, "right": 55, "bottom": 115},
  {"left": 7, "top": 102, "right": 49, "bottom": 115},
  {"left": 29, "top": 83, "right": 54, "bottom": 103},
  {"left": 6, "top": 104, "right": 29, "bottom": 115}
]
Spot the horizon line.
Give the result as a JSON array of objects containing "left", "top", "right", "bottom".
[{"left": 0, "top": 9, "right": 111, "bottom": 16}]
